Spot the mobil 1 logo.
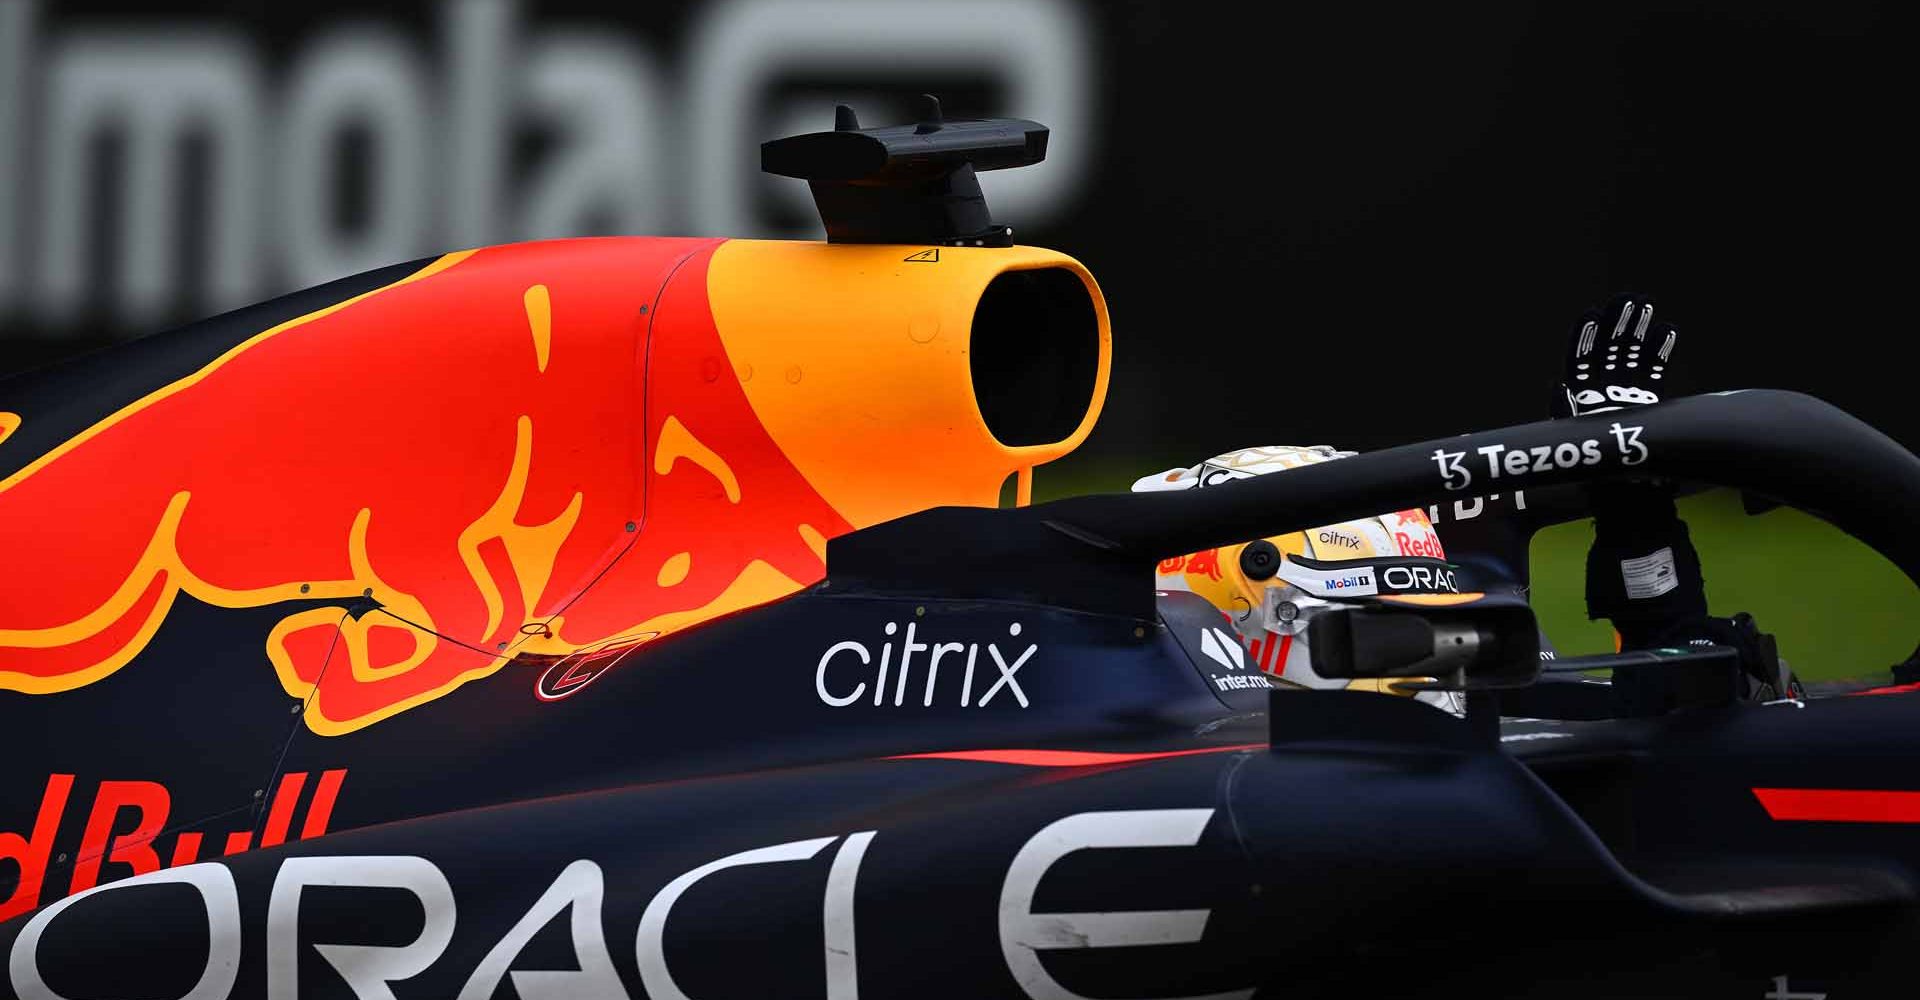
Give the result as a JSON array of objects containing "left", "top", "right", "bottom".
[{"left": 1434, "top": 422, "right": 1647, "bottom": 492}]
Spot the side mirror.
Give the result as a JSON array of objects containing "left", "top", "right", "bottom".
[{"left": 1308, "top": 603, "right": 1540, "bottom": 690}]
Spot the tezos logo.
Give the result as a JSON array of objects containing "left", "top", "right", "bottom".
[
  {"left": 1435, "top": 423, "right": 1648, "bottom": 491},
  {"left": 817, "top": 622, "right": 1036, "bottom": 709}
]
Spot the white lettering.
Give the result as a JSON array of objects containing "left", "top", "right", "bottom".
[
  {"left": 1476, "top": 444, "right": 1503, "bottom": 478},
  {"left": 998, "top": 809, "right": 1252, "bottom": 1000},
  {"left": 895, "top": 622, "right": 927, "bottom": 706},
  {"left": 980, "top": 635, "right": 1035, "bottom": 708},
  {"left": 821, "top": 626, "right": 1035, "bottom": 710},
  {"left": 816, "top": 641, "right": 870, "bottom": 707},
  {"left": 1381, "top": 565, "right": 1458, "bottom": 594},
  {"left": 268, "top": 855, "right": 456, "bottom": 1000},
  {"left": 457, "top": 859, "right": 623, "bottom": 1000},
  {"left": 925, "top": 642, "right": 965, "bottom": 707},
  {"left": 873, "top": 624, "right": 895, "bottom": 706},
  {"left": 960, "top": 643, "right": 980, "bottom": 707},
  {"left": 824, "top": 832, "right": 875, "bottom": 1000},
  {"left": 10, "top": 863, "right": 241, "bottom": 1000},
  {"left": 1610, "top": 422, "right": 1649, "bottom": 465}
]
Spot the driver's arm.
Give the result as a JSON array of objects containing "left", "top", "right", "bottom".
[
  {"left": 1583, "top": 478, "right": 1707, "bottom": 651},
  {"left": 1555, "top": 297, "right": 1793, "bottom": 708}
]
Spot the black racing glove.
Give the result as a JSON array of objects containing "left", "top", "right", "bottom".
[
  {"left": 1551, "top": 295, "right": 1708, "bottom": 633},
  {"left": 1552, "top": 297, "right": 1810, "bottom": 708},
  {"left": 1582, "top": 480, "right": 1709, "bottom": 638},
  {"left": 1552, "top": 294, "right": 1683, "bottom": 418}
]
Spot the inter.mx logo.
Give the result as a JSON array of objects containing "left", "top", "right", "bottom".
[
  {"left": 1196, "top": 626, "right": 1271, "bottom": 692},
  {"left": 0, "top": 0, "right": 1094, "bottom": 328}
]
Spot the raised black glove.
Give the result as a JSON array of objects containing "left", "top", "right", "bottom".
[{"left": 1552, "top": 294, "right": 1682, "bottom": 418}]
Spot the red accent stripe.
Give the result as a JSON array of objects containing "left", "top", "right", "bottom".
[
  {"left": 1753, "top": 788, "right": 1920, "bottom": 823},
  {"left": 222, "top": 831, "right": 251, "bottom": 855},
  {"left": 300, "top": 769, "right": 348, "bottom": 839},
  {"left": 1273, "top": 634, "right": 1295, "bottom": 676},
  {"left": 888, "top": 743, "right": 1265, "bottom": 768},
  {"left": 259, "top": 771, "right": 307, "bottom": 848},
  {"left": 1853, "top": 681, "right": 1920, "bottom": 697}
]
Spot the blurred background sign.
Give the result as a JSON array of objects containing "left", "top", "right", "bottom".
[{"left": 0, "top": 0, "right": 1902, "bottom": 471}]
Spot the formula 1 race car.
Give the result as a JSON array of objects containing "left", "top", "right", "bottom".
[{"left": 3, "top": 102, "right": 1918, "bottom": 1000}]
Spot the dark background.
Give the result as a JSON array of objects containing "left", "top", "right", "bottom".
[{"left": 0, "top": 0, "right": 1903, "bottom": 483}]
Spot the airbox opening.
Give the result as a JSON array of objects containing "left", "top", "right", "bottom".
[{"left": 969, "top": 268, "right": 1100, "bottom": 447}]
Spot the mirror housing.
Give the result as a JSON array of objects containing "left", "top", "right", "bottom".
[{"left": 1308, "top": 603, "right": 1540, "bottom": 690}]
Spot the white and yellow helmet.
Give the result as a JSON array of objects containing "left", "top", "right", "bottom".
[{"left": 1135, "top": 445, "right": 1465, "bottom": 707}]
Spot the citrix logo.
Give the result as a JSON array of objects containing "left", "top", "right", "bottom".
[
  {"left": 817, "top": 621, "right": 1036, "bottom": 709},
  {"left": 1316, "top": 528, "right": 1361, "bottom": 550}
]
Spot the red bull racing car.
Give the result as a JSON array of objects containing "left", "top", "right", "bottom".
[{"left": 3, "top": 101, "right": 1919, "bottom": 999}]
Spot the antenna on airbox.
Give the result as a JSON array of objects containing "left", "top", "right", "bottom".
[{"left": 761, "top": 94, "right": 1048, "bottom": 248}]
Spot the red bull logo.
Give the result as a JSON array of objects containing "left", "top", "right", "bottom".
[
  {"left": 0, "top": 238, "right": 851, "bottom": 734},
  {"left": 0, "top": 769, "right": 347, "bottom": 922}
]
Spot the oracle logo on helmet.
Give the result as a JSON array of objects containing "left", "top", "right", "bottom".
[{"left": 1380, "top": 565, "right": 1459, "bottom": 594}]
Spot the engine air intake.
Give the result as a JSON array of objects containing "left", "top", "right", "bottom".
[{"left": 971, "top": 268, "right": 1101, "bottom": 448}]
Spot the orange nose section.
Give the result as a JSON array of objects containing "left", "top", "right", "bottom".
[{"left": 705, "top": 240, "right": 1111, "bottom": 528}]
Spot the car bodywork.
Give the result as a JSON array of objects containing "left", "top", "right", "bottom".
[{"left": 3, "top": 110, "right": 1918, "bottom": 999}]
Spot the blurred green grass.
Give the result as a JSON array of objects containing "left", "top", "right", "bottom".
[{"left": 1034, "top": 465, "right": 1916, "bottom": 684}]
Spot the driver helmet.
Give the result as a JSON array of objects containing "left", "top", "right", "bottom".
[{"left": 1134, "top": 445, "right": 1466, "bottom": 711}]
